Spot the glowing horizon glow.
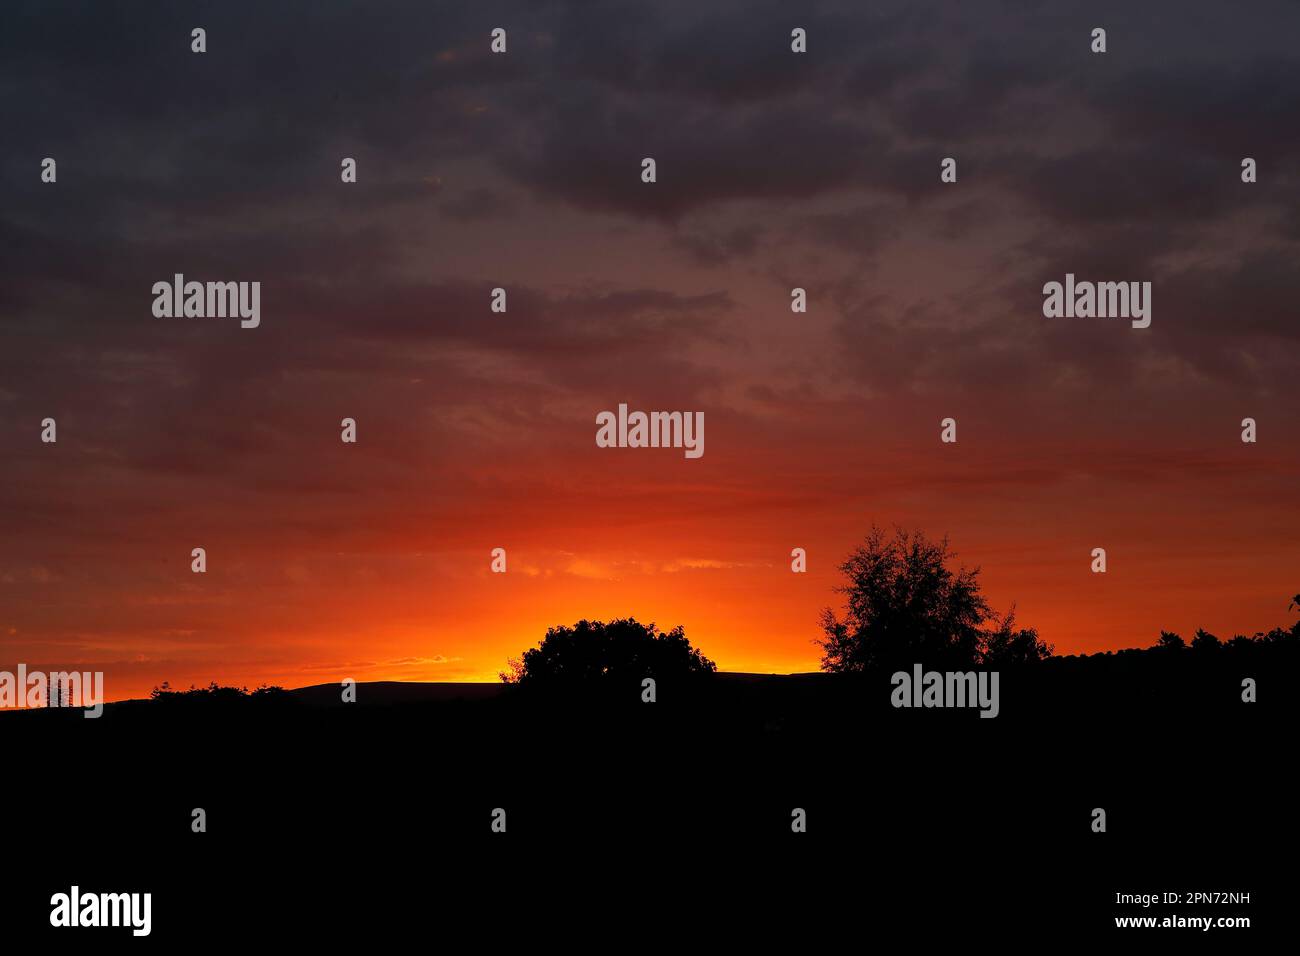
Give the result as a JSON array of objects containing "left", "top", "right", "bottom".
[{"left": 2, "top": 2, "right": 1297, "bottom": 706}]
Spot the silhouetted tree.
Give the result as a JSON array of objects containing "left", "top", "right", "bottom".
[
  {"left": 982, "top": 610, "right": 1055, "bottom": 665},
  {"left": 149, "top": 681, "right": 290, "bottom": 706},
  {"left": 1155, "top": 631, "right": 1186, "bottom": 651},
  {"left": 1190, "top": 628, "right": 1221, "bottom": 652},
  {"left": 817, "top": 526, "right": 1049, "bottom": 671},
  {"left": 501, "top": 617, "right": 716, "bottom": 690}
]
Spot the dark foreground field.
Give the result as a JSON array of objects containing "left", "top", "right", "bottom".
[{"left": 2, "top": 655, "right": 1293, "bottom": 945}]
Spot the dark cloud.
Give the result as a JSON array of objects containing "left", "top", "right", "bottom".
[
  {"left": 439, "top": 186, "right": 517, "bottom": 222},
  {"left": 4, "top": 0, "right": 1300, "bottom": 467}
]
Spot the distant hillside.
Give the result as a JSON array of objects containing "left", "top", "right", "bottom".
[{"left": 290, "top": 680, "right": 511, "bottom": 706}]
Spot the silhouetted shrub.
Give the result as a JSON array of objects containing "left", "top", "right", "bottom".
[
  {"left": 1155, "top": 631, "right": 1186, "bottom": 651},
  {"left": 501, "top": 618, "right": 715, "bottom": 694},
  {"left": 149, "top": 681, "right": 291, "bottom": 707},
  {"left": 982, "top": 612, "right": 1054, "bottom": 665},
  {"left": 1191, "top": 628, "right": 1221, "bottom": 652}
]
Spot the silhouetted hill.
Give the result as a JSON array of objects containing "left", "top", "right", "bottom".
[
  {"left": 289, "top": 680, "right": 511, "bottom": 706},
  {"left": 4, "top": 628, "right": 1297, "bottom": 723},
  {"left": 3, "top": 636, "right": 1293, "bottom": 943}
]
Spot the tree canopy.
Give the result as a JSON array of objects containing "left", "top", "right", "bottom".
[
  {"left": 817, "top": 526, "right": 1052, "bottom": 671},
  {"left": 501, "top": 617, "right": 716, "bottom": 689}
]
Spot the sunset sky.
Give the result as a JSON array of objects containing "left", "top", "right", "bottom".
[{"left": 3, "top": 0, "right": 1299, "bottom": 701}]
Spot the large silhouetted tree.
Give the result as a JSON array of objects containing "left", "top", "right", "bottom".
[
  {"left": 501, "top": 617, "right": 716, "bottom": 689},
  {"left": 817, "top": 526, "right": 1051, "bottom": 671}
]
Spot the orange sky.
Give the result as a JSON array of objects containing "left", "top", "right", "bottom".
[
  {"left": 5, "top": 411, "right": 1296, "bottom": 702},
  {"left": 3, "top": 1, "right": 1298, "bottom": 702}
]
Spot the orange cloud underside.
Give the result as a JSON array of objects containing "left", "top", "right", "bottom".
[{"left": 5, "top": 427, "right": 1295, "bottom": 703}]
